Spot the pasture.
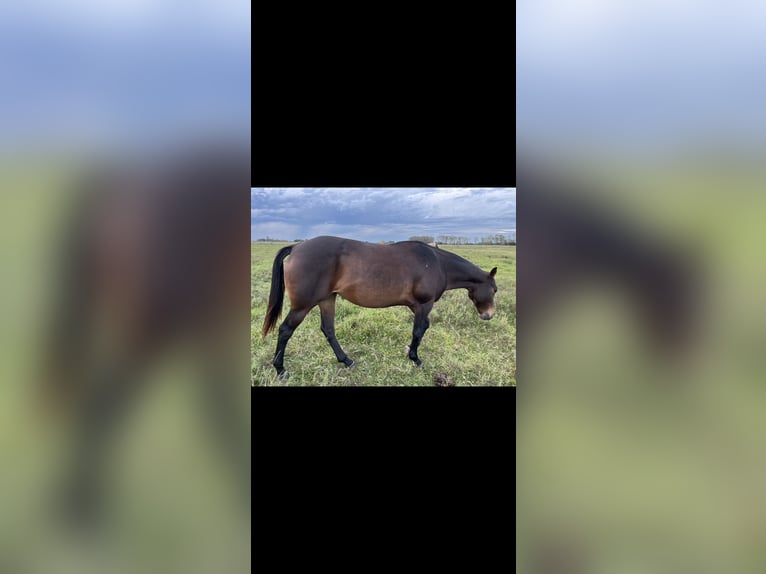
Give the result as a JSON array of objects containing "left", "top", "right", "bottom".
[
  {"left": 251, "top": 242, "right": 516, "bottom": 386},
  {"left": 515, "top": 164, "right": 766, "bottom": 572}
]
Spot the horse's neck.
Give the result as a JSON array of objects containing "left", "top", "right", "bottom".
[{"left": 442, "top": 254, "right": 484, "bottom": 290}]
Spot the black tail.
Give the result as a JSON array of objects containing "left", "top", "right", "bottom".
[
  {"left": 42, "top": 172, "right": 103, "bottom": 403},
  {"left": 261, "top": 245, "right": 294, "bottom": 336}
]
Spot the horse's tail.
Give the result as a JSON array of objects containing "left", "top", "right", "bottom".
[
  {"left": 262, "top": 244, "right": 294, "bottom": 336},
  {"left": 41, "top": 171, "right": 103, "bottom": 411}
]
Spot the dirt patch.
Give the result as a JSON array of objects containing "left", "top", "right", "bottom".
[{"left": 433, "top": 373, "right": 456, "bottom": 387}]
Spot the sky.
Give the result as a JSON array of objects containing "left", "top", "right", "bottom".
[
  {"left": 251, "top": 188, "right": 516, "bottom": 242},
  {"left": 517, "top": 0, "right": 766, "bottom": 154},
  {"left": 0, "top": 1, "right": 250, "bottom": 153}
]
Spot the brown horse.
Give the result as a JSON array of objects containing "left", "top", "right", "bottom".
[
  {"left": 517, "top": 160, "right": 699, "bottom": 362},
  {"left": 42, "top": 144, "right": 250, "bottom": 528},
  {"left": 261, "top": 236, "right": 498, "bottom": 379}
]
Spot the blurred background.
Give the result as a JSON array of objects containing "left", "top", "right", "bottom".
[
  {"left": 518, "top": 1, "right": 766, "bottom": 572},
  {"left": 0, "top": 2, "right": 250, "bottom": 573}
]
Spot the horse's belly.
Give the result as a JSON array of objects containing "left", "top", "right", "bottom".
[{"left": 336, "top": 285, "right": 411, "bottom": 308}]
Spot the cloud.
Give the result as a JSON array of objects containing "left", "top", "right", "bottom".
[
  {"left": 0, "top": 0, "right": 250, "bottom": 153},
  {"left": 251, "top": 188, "right": 516, "bottom": 242},
  {"left": 517, "top": 0, "right": 766, "bottom": 150}
]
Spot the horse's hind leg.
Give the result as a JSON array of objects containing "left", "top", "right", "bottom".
[
  {"left": 272, "top": 308, "right": 309, "bottom": 380},
  {"left": 318, "top": 295, "right": 354, "bottom": 368},
  {"left": 60, "top": 354, "right": 149, "bottom": 530},
  {"left": 407, "top": 301, "right": 434, "bottom": 367}
]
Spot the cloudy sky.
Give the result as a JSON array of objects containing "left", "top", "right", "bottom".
[
  {"left": 0, "top": 0, "right": 250, "bottom": 152},
  {"left": 251, "top": 188, "right": 516, "bottom": 242},
  {"left": 517, "top": 0, "right": 766, "bottom": 152}
]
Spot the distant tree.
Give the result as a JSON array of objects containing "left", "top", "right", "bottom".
[{"left": 474, "top": 233, "right": 514, "bottom": 245}]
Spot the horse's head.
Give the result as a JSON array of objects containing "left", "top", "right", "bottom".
[
  {"left": 636, "top": 246, "right": 700, "bottom": 359},
  {"left": 469, "top": 267, "right": 498, "bottom": 320}
]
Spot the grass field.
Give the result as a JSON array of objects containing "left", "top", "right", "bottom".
[
  {"left": 251, "top": 242, "right": 516, "bottom": 386},
  {"left": 515, "top": 165, "right": 766, "bottom": 572}
]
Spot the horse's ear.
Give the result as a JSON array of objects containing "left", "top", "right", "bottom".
[{"left": 489, "top": 267, "right": 497, "bottom": 277}]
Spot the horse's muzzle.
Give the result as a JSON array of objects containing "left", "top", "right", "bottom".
[{"left": 481, "top": 312, "right": 494, "bottom": 320}]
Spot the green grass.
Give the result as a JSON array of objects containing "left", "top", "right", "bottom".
[
  {"left": 514, "top": 165, "right": 766, "bottom": 573},
  {"left": 251, "top": 242, "right": 516, "bottom": 386}
]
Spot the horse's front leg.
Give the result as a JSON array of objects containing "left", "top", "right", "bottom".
[{"left": 407, "top": 301, "right": 433, "bottom": 367}]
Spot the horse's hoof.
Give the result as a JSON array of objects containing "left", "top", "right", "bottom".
[
  {"left": 414, "top": 359, "right": 422, "bottom": 367},
  {"left": 344, "top": 359, "right": 355, "bottom": 369},
  {"left": 277, "top": 370, "right": 289, "bottom": 381}
]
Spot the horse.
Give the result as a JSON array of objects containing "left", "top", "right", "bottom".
[
  {"left": 41, "top": 144, "right": 250, "bottom": 528},
  {"left": 261, "top": 236, "right": 498, "bottom": 380},
  {"left": 517, "top": 161, "right": 699, "bottom": 363}
]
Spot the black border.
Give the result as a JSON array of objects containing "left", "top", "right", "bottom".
[{"left": 252, "top": 7, "right": 515, "bottom": 189}]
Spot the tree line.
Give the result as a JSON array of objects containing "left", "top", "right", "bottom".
[
  {"left": 253, "top": 237, "right": 302, "bottom": 243},
  {"left": 408, "top": 234, "right": 515, "bottom": 245}
]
